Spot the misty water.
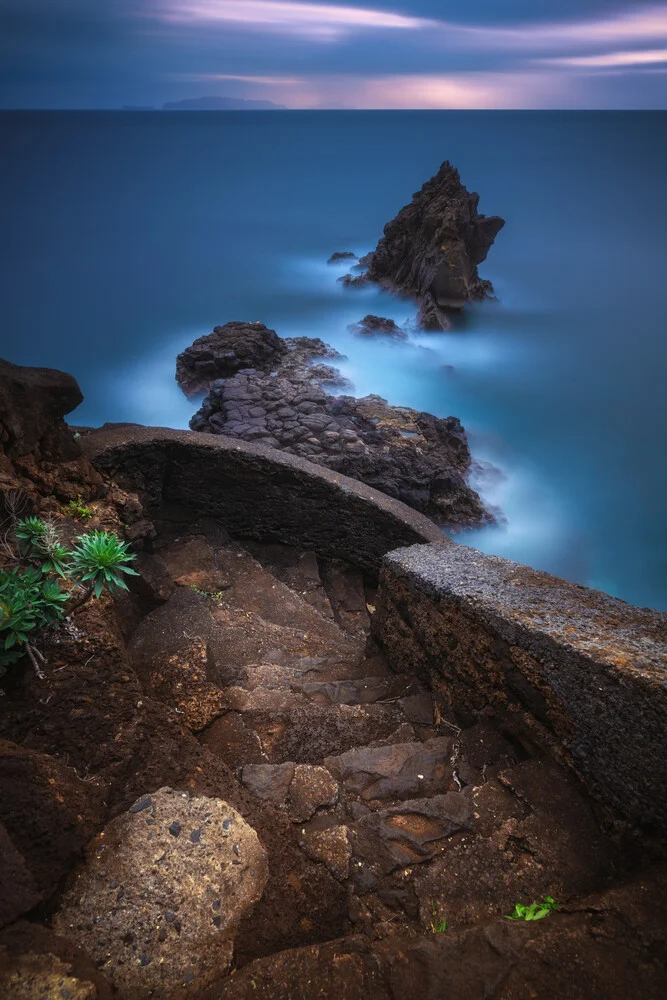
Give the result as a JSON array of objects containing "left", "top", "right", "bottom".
[{"left": 1, "top": 110, "right": 666, "bottom": 610}]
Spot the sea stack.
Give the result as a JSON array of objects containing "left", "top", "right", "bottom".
[{"left": 360, "top": 161, "right": 505, "bottom": 330}]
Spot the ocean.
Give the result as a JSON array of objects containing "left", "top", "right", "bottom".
[{"left": 1, "top": 110, "right": 666, "bottom": 610}]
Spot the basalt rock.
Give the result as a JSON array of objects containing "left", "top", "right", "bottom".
[
  {"left": 190, "top": 372, "right": 488, "bottom": 529},
  {"left": 360, "top": 161, "right": 505, "bottom": 330},
  {"left": 176, "top": 322, "right": 351, "bottom": 397},
  {"left": 176, "top": 321, "right": 287, "bottom": 397}
]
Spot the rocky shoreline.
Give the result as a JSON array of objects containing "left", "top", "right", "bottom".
[
  {"left": 0, "top": 161, "right": 665, "bottom": 999},
  {"left": 0, "top": 358, "right": 665, "bottom": 1000},
  {"left": 177, "top": 321, "right": 489, "bottom": 530}
]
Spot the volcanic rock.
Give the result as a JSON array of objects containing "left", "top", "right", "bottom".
[
  {"left": 361, "top": 161, "right": 504, "bottom": 330},
  {"left": 176, "top": 323, "right": 351, "bottom": 397},
  {"left": 176, "top": 321, "right": 287, "bottom": 397},
  {"left": 53, "top": 787, "right": 268, "bottom": 999},
  {"left": 328, "top": 251, "right": 357, "bottom": 264},
  {"left": 348, "top": 315, "right": 408, "bottom": 341},
  {"left": 190, "top": 371, "right": 488, "bottom": 528},
  {"left": 0, "top": 357, "right": 83, "bottom": 460}
]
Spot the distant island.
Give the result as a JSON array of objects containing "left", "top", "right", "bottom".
[{"left": 162, "top": 96, "right": 287, "bottom": 111}]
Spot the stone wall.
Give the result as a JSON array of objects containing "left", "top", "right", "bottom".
[
  {"left": 372, "top": 543, "right": 667, "bottom": 834},
  {"left": 83, "top": 425, "right": 444, "bottom": 573}
]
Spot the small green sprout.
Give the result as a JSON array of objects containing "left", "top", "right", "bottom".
[
  {"left": 430, "top": 901, "right": 447, "bottom": 933},
  {"left": 69, "top": 530, "right": 139, "bottom": 599},
  {"left": 190, "top": 585, "right": 225, "bottom": 601},
  {"left": 63, "top": 495, "right": 94, "bottom": 519},
  {"left": 505, "top": 896, "right": 559, "bottom": 921}
]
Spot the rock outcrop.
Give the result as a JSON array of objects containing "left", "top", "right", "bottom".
[
  {"left": 353, "top": 161, "right": 504, "bottom": 330},
  {"left": 176, "top": 321, "right": 287, "bottom": 397},
  {"left": 0, "top": 358, "right": 83, "bottom": 461},
  {"left": 348, "top": 315, "right": 408, "bottom": 341},
  {"left": 176, "top": 322, "right": 351, "bottom": 398},
  {"left": 190, "top": 372, "right": 488, "bottom": 528},
  {"left": 53, "top": 787, "right": 268, "bottom": 999},
  {"left": 328, "top": 251, "right": 357, "bottom": 264}
]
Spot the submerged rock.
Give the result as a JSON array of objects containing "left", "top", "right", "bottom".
[
  {"left": 348, "top": 314, "right": 408, "bottom": 341},
  {"left": 53, "top": 787, "right": 268, "bottom": 999},
  {"left": 328, "top": 251, "right": 357, "bottom": 264},
  {"left": 361, "top": 161, "right": 504, "bottom": 330}
]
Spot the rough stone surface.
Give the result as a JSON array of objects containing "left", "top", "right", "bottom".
[
  {"left": 53, "top": 787, "right": 268, "bottom": 999},
  {"left": 189, "top": 374, "right": 487, "bottom": 528},
  {"left": 0, "top": 921, "right": 113, "bottom": 1000},
  {"left": 288, "top": 764, "right": 339, "bottom": 821},
  {"left": 373, "top": 542, "right": 667, "bottom": 832},
  {"left": 0, "top": 741, "right": 107, "bottom": 922},
  {"left": 176, "top": 321, "right": 351, "bottom": 398},
  {"left": 129, "top": 588, "right": 227, "bottom": 731},
  {"left": 176, "top": 321, "right": 287, "bottom": 396},
  {"left": 300, "top": 825, "right": 352, "bottom": 880},
  {"left": 349, "top": 792, "right": 474, "bottom": 872},
  {"left": 0, "top": 357, "right": 83, "bottom": 459},
  {"left": 324, "top": 738, "right": 452, "bottom": 805},
  {"left": 82, "top": 425, "right": 445, "bottom": 573},
  {"left": 242, "top": 762, "right": 296, "bottom": 808},
  {"left": 359, "top": 161, "right": 505, "bottom": 330},
  {"left": 207, "top": 890, "right": 667, "bottom": 1000}
]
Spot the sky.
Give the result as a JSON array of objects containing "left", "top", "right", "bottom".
[{"left": 1, "top": 0, "right": 666, "bottom": 109}]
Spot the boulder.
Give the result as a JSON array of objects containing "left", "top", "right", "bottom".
[
  {"left": 53, "top": 787, "right": 268, "bottom": 999},
  {"left": 0, "top": 357, "right": 83, "bottom": 459},
  {"left": 361, "top": 161, "right": 504, "bottom": 329},
  {"left": 176, "top": 321, "right": 288, "bottom": 397},
  {"left": 0, "top": 741, "right": 107, "bottom": 925}
]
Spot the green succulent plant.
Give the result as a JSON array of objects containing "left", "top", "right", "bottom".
[
  {"left": 14, "top": 516, "right": 47, "bottom": 556},
  {"left": 69, "top": 530, "right": 139, "bottom": 599},
  {"left": 1, "top": 516, "right": 138, "bottom": 679}
]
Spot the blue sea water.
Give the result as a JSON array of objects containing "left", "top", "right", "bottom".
[{"left": 1, "top": 110, "right": 666, "bottom": 610}]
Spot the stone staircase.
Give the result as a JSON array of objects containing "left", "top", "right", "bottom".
[{"left": 128, "top": 519, "right": 622, "bottom": 952}]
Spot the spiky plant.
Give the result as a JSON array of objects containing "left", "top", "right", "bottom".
[
  {"left": 69, "top": 530, "right": 138, "bottom": 600},
  {"left": 14, "top": 516, "right": 47, "bottom": 557}
]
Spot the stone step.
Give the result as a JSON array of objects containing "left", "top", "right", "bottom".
[
  {"left": 237, "top": 665, "right": 421, "bottom": 703},
  {"left": 199, "top": 696, "right": 416, "bottom": 767},
  {"left": 324, "top": 738, "right": 455, "bottom": 808}
]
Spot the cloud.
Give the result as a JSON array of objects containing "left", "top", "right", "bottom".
[
  {"left": 149, "top": 2, "right": 667, "bottom": 52},
  {"left": 215, "top": 70, "right": 575, "bottom": 110},
  {"left": 172, "top": 72, "right": 303, "bottom": 84},
  {"left": 541, "top": 49, "right": 667, "bottom": 69},
  {"left": 441, "top": 5, "right": 667, "bottom": 54},
  {"left": 151, "top": 1, "right": 433, "bottom": 41}
]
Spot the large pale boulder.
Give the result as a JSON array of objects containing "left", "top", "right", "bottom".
[{"left": 53, "top": 787, "right": 268, "bottom": 998}]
